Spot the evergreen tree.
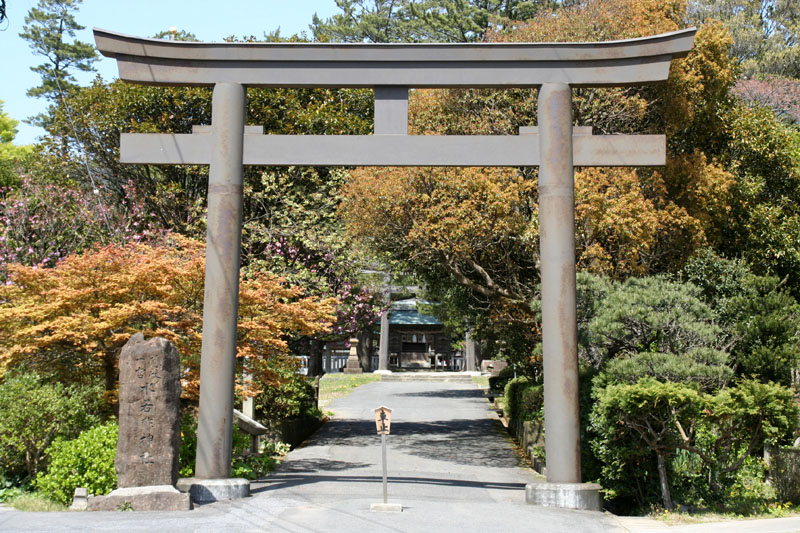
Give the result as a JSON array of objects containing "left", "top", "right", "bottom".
[
  {"left": 689, "top": 0, "right": 800, "bottom": 78},
  {"left": 311, "top": 0, "right": 553, "bottom": 43},
  {"left": 0, "top": 101, "right": 32, "bottom": 188},
  {"left": 19, "top": 0, "right": 96, "bottom": 124}
]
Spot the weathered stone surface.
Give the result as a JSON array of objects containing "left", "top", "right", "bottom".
[
  {"left": 233, "top": 409, "right": 268, "bottom": 436},
  {"left": 480, "top": 360, "right": 508, "bottom": 376},
  {"left": 525, "top": 482, "right": 603, "bottom": 510},
  {"left": 69, "top": 487, "right": 88, "bottom": 511},
  {"left": 176, "top": 478, "right": 250, "bottom": 502},
  {"left": 116, "top": 333, "right": 182, "bottom": 488},
  {"left": 343, "top": 337, "right": 363, "bottom": 374},
  {"left": 87, "top": 486, "right": 191, "bottom": 511}
]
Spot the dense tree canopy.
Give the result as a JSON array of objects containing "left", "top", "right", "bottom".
[
  {"left": 0, "top": 101, "right": 32, "bottom": 188},
  {"left": 0, "top": 236, "right": 335, "bottom": 400},
  {"left": 311, "top": 0, "right": 556, "bottom": 43},
  {"left": 341, "top": 0, "right": 745, "bottom": 360},
  {"left": 689, "top": 0, "right": 800, "bottom": 78}
]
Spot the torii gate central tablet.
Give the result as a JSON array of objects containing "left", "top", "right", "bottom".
[{"left": 94, "top": 27, "right": 696, "bottom": 509}]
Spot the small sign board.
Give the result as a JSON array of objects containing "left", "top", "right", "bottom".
[{"left": 374, "top": 406, "right": 392, "bottom": 435}]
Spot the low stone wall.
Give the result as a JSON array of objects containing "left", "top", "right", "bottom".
[
  {"left": 262, "top": 417, "right": 324, "bottom": 449},
  {"left": 507, "top": 416, "right": 546, "bottom": 476}
]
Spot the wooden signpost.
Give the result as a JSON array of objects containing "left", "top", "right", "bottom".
[{"left": 371, "top": 407, "right": 401, "bottom": 512}]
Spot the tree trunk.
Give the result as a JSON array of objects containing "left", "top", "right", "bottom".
[
  {"left": 657, "top": 452, "right": 673, "bottom": 510},
  {"left": 357, "top": 328, "right": 371, "bottom": 371},
  {"left": 308, "top": 339, "right": 324, "bottom": 377},
  {"left": 104, "top": 351, "right": 119, "bottom": 416}
]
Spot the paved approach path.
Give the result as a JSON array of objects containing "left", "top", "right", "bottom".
[{"left": 5, "top": 379, "right": 800, "bottom": 532}]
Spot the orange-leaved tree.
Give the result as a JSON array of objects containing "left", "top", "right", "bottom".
[
  {"left": 342, "top": 0, "right": 739, "bottom": 284},
  {"left": 340, "top": 0, "right": 742, "bottom": 369},
  {"left": 0, "top": 235, "right": 335, "bottom": 401}
]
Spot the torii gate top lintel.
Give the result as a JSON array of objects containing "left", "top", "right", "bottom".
[
  {"left": 93, "top": 28, "right": 696, "bottom": 169},
  {"left": 94, "top": 27, "right": 696, "bottom": 88}
]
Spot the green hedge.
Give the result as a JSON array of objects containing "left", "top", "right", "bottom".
[
  {"left": 488, "top": 365, "right": 514, "bottom": 393},
  {"left": 503, "top": 376, "right": 543, "bottom": 423},
  {"left": 35, "top": 422, "right": 118, "bottom": 505},
  {"left": 0, "top": 373, "right": 102, "bottom": 479}
]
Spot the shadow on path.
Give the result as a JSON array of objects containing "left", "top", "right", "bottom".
[
  {"left": 395, "top": 389, "right": 485, "bottom": 399},
  {"left": 253, "top": 473, "right": 526, "bottom": 494},
  {"left": 292, "top": 418, "right": 519, "bottom": 468}
]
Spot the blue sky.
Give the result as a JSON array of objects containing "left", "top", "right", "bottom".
[{"left": 0, "top": 0, "right": 340, "bottom": 145}]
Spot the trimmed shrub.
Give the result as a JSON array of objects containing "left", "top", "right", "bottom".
[
  {"left": 253, "top": 368, "right": 320, "bottom": 421},
  {"left": 503, "top": 376, "right": 543, "bottom": 423},
  {"left": 35, "top": 422, "right": 118, "bottom": 505},
  {"left": 0, "top": 373, "right": 103, "bottom": 479},
  {"left": 488, "top": 365, "right": 514, "bottom": 393}
]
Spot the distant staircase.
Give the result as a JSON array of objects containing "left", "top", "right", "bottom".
[{"left": 380, "top": 372, "right": 477, "bottom": 383}]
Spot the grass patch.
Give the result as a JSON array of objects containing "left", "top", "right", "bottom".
[
  {"left": 8, "top": 492, "right": 67, "bottom": 512},
  {"left": 472, "top": 375, "right": 489, "bottom": 388},
  {"left": 652, "top": 502, "right": 800, "bottom": 525},
  {"left": 318, "top": 374, "right": 381, "bottom": 407}
]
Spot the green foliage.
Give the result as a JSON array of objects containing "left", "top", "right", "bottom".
[
  {"left": 0, "top": 100, "right": 32, "bottom": 188},
  {"left": 253, "top": 367, "right": 320, "bottom": 421},
  {"left": 689, "top": 0, "right": 800, "bottom": 78},
  {"left": 19, "top": 0, "right": 97, "bottom": 128},
  {"left": 488, "top": 364, "right": 514, "bottom": 392},
  {"left": 502, "top": 376, "right": 543, "bottom": 423},
  {"left": 19, "top": 0, "right": 97, "bottom": 100},
  {"left": 709, "top": 103, "right": 800, "bottom": 296},
  {"left": 230, "top": 428, "right": 286, "bottom": 481},
  {"left": 591, "top": 379, "right": 704, "bottom": 509},
  {"left": 43, "top": 78, "right": 371, "bottom": 235},
  {"left": 6, "top": 492, "right": 67, "bottom": 512},
  {"left": 35, "top": 422, "right": 117, "bottom": 505},
  {"left": 591, "top": 378, "right": 799, "bottom": 512},
  {"left": 178, "top": 412, "right": 286, "bottom": 481},
  {"left": 0, "top": 473, "right": 25, "bottom": 503},
  {"left": 178, "top": 411, "right": 198, "bottom": 478},
  {"left": 597, "top": 349, "right": 732, "bottom": 391},
  {"left": 585, "top": 276, "right": 723, "bottom": 368},
  {"left": 311, "top": 0, "right": 549, "bottom": 43},
  {"left": 727, "top": 281, "right": 800, "bottom": 385},
  {"left": 0, "top": 373, "right": 103, "bottom": 479},
  {"left": 683, "top": 250, "right": 800, "bottom": 385}
]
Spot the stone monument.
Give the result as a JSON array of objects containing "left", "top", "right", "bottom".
[
  {"left": 88, "top": 334, "right": 191, "bottom": 511},
  {"left": 343, "top": 337, "right": 364, "bottom": 374}
]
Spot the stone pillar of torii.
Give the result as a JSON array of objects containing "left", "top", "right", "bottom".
[{"left": 95, "top": 27, "right": 696, "bottom": 508}]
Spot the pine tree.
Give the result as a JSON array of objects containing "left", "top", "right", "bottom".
[
  {"left": 19, "top": 0, "right": 96, "bottom": 124},
  {"left": 311, "top": 0, "right": 553, "bottom": 43}
]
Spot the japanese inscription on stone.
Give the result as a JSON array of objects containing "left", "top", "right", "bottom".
[{"left": 116, "top": 333, "right": 182, "bottom": 487}]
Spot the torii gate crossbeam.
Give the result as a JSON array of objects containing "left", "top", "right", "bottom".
[{"left": 95, "top": 27, "right": 696, "bottom": 510}]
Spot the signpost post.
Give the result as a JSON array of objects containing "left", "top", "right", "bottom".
[{"left": 371, "top": 406, "right": 401, "bottom": 512}]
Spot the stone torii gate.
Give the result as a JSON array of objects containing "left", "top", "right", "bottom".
[{"left": 94, "top": 27, "right": 695, "bottom": 508}]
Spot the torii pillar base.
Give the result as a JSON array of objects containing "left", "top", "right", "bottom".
[
  {"left": 525, "top": 482, "right": 603, "bottom": 511},
  {"left": 177, "top": 478, "right": 250, "bottom": 503}
]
